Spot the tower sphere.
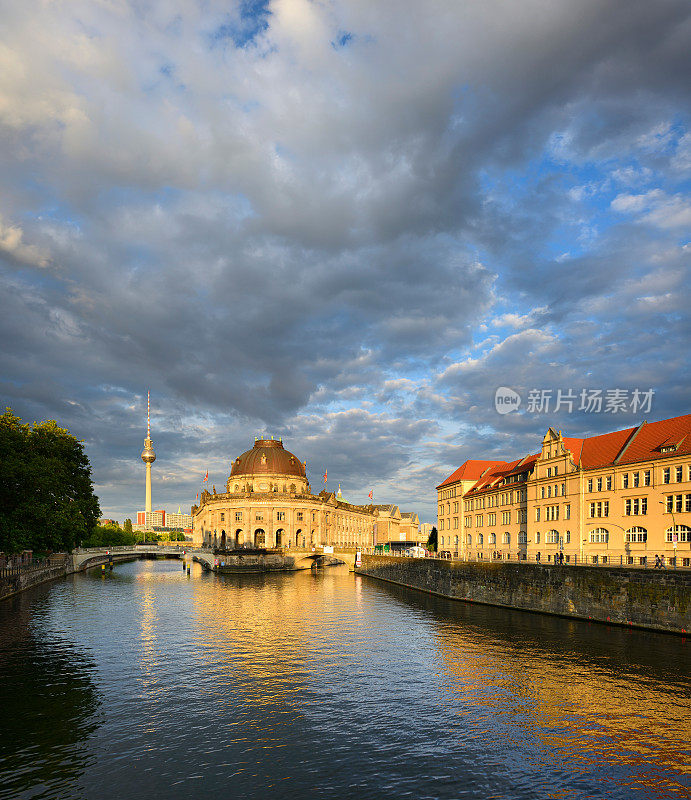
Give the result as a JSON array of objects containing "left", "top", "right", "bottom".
[{"left": 141, "top": 444, "right": 156, "bottom": 464}]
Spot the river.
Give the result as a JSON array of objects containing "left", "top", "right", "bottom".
[{"left": 0, "top": 559, "right": 689, "bottom": 799}]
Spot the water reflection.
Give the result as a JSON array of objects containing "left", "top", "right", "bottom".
[
  {"left": 370, "top": 580, "right": 691, "bottom": 798},
  {"left": 0, "top": 561, "right": 689, "bottom": 800},
  {"left": 0, "top": 586, "right": 102, "bottom": 800}
]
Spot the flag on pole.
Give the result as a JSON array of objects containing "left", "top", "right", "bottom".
[
  {"left": 323, "top": 469, "right": 328, "bottom": 484},
  {"left": 368, "top": 490, "right": 373, "bottom": 500},
  {"left": 196, "top": 493, "right": 199, "bottom": 501},
  {"left": 203, "top": 470, "right": 209, "bottom": 483}
]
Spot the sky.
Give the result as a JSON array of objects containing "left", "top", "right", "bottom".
[{"left": 0, "top": 0, "right": 689, "bottom": 525}]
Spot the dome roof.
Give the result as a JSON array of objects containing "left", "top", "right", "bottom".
[{"left": 230, "top": 439, "right": 306, "bottom": 478}]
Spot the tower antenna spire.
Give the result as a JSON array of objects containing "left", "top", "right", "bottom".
[{"left": 147, "top": 390, "right": 151, "bottom": 438}]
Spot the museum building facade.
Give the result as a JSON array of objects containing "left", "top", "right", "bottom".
[{"left": 192, "top": 438, "right": 419, "bottom": 550}]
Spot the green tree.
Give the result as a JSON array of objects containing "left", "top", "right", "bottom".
[
  {"left": 426, "top": 526, "right": 438, "bottom": 552},
  {"left": 0, "top": 408, "right": 100, "bottom": 554},
  {"left": 123, "top": 518, "right": 133, "bottom": 534}
]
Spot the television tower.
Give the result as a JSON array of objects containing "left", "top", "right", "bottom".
[{"left": 141, "top": 390, "right": 156, "bottom": 514}]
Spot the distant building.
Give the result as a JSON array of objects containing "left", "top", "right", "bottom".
[
  {"left": 437, "top": 413, "right": 691, "bottom": 566},
  {"left": 192, "top": 437, "right": 418, "bottom": 550},
  {"left": 137, "top": 510, "right": 165, "bottom": 528},
  {"left": 165, "top": 511, "right": 193, "bottom": 530}
]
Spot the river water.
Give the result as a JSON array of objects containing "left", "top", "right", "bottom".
[{"left": 0, "top": 559, "right": 689, "bottom": 800}]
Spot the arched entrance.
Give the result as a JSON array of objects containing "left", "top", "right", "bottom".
[
  {"left": 275, "top": 528, "right": 284, "bottom": 547},
  {"left": 220, "top": 530, "right": 226, "bottom": 549},
  {"left": 254, "top": 528, "right": 265, "bottom": 547},
  {"left": 295, "top": 529, "right": 302, "bottom": 547},
  {"left": 235, "top": 529, "right": 243, "bottom": 547}
]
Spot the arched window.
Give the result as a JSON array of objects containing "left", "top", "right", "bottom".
[
  {"left": 666, "top": 525, "right": 691, "bottom": 543},
  {"left": 502, "top": 532, "right": 510, "bottom": 544},
  {"left": 589, "top": 528, "right": 608, "bottom": 543},
  {"left": 489, "top": 532, "right": 496, "bottom": 545},
  {"left": 518, "top": 531, "right": 527, "bottom": 544},
  {"left": 466, "top": 534, "right": 472, "bottom": 545},
  {"left": 626, "top": 526, "right": 647, "bottom": 543},
  {"left": 478, "top": 533, "right": 484, "bottom": 546},
  {"left": 547, "top": 530, "right": 560, "bottom": 543}
]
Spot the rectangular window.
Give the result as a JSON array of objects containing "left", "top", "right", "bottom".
[
  {"left": 296, "top": 512, "right": 303, "bottom": 521},
  {"left": 565, "top": 505, "right": 571, "bottom": 520},
  {"left": 465, "top": 516, "right": 472, "bottom": 527},
  {"left": 676, "top": 466, "right": 683, "bottom": 482},
  {"left": 686, "top": 494, "right": 691, "bottom": 513},
  {"left": 566, "top": 531, "right": 571, "bottom": 543},
  {"left": 220, "top": 513, "right": 225, "bottom": 521},
  {"left": 633, "top": 472, "right": 640, "bottom": 488},
  {"left": 622, "top": 473, "right": 629, "bottom": 489},
  {"left": 547, "top": 467, "right": 552, "bottom": 478},
  {"left": 535, "top": 508, "right": 540, "bottom": 522},
  {"left": 475, "top": 515, "right": 483, "bottom": 527},
  {"left": 235, "top": 512, "right": 242, "bottom": 521},
  {"left": 554, "top": 467, "right": 558, "bottom": 476},
  {"left": 597, "top": 477, "right": 603, "bottom": 492},
  {"left": 606, "top": 476, "right": 612, "bottom": 490},
  {"left": 644, "top": 470, "right": 651, "bottom": 486},
  {"left": 536, "top": 532, "right": 540, "bottom": 543},
  {"left": 276, "top": 511, "right": 285, "bottom": 521},
  {"left": 454, "top": 517, "right": 459, "bottom": 529},
  {"left": 255, "top": 513, "right": 263, "bottom": 521},
  {"left": 663, "top": 468, "right": 671, "bottom": 484},
  {"left": 588, "top": 479, "right": 593, "bottom": 492}
]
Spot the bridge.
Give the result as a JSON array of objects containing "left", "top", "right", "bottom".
[
  {"left": 71, "top": 545, "right": 357, "bottom": 574},
  {"left": 71, "top": 545, "right": 216, "bottom": 572}
]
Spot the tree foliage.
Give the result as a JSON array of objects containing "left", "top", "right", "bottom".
[
  {"left": 0, "top": 408, "right": 100, "bottom": 554},
  {"left": 426, "top": 525, "right": 438, "bottom": 552},
  {"left": 83, "top": 524, "right": 137, "bottom": 548}
]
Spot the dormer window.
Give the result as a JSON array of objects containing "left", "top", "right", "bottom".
[{"left": 660, "top": 445, "right": 676, "bottom": 453}]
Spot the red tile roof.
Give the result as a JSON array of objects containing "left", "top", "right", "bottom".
[
  {"left": 440, "top": 414, "right": 691, "bottom": 495},
  {"left": 436, "top": 459, "right": 506, "bottom": 489},
  {"left": 616, "top": 414, "right": 691, "bottom": 465}
]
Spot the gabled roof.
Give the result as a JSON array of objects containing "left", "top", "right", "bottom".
[
  {"left": 437, "top": 459, "right": 506, "bottom": 489},
  {"left": 467, "top": 456, "right": 538, "bottom": 494},
  {"left": 616, "top": 414, "right": 691, "bottom": 465}
]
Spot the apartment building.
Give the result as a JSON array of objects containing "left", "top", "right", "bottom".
[{"left": 437, "top": 414, "right": 691, "bottom": 566}]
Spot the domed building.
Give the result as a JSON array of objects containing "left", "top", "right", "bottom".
[{"left": 192, "top": 437, "right": 415, "bottom": 551}]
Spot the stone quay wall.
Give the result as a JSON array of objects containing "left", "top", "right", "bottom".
[
  {"left": 356, "top": 556, "right": 691, "bottom": 635},
  {"left": 0, "top": 559, "right": 71, "bottom": 602}
]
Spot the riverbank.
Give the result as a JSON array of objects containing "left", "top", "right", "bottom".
[
  {"left": 0, "top": 556, "right": 72, "bottom": 601},
  {"left": 355, "top": 555, "right": 691, "bottom": 635}
]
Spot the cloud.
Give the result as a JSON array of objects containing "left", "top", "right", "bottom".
[
  {"left": 0, "top": 216, "right": 50, "bottom": 268},
  {"left": 0, "top": 0, "right": 689, "bottom": 524}
]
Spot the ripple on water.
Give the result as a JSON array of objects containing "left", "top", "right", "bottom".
[{"left": 0, "top": 561, "right": 689, "bottom": 800}]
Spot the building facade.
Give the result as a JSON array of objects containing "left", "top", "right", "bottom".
[
  {"left": 192, "top": 438, "right": 418, "bottom": 550},
  {"left": 437, "top": 414, "right": 691, "bottom": 566}
]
